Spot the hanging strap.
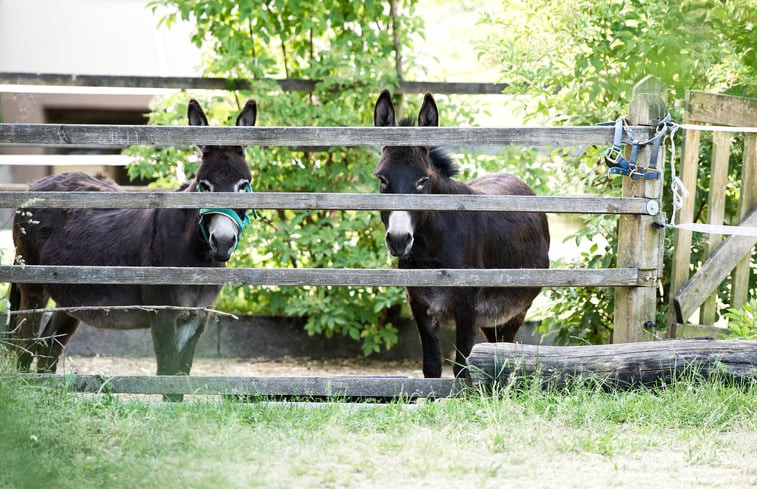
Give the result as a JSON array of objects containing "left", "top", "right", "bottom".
[{"left": 599, "top": 115, "right": 670, "bottom": 180}]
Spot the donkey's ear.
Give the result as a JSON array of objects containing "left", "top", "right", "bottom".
[
  {"left": 418, "top": 93, "right": 439, "bottom": 127},
  {"left": 374, "top": 89, "right": 395, "bottom": 127},
  {"left": 187, "top": 99, "right": 209, "bottom": 126},
  {"left": 236, "top": 99, "right": 257, "bottom": 127}
]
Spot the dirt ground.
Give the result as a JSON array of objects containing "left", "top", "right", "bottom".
[{"left": 57, "top": 354, "right": 442, "bottom": 378}]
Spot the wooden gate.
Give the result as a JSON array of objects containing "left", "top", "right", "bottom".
[{"left": 669, "top": 91, "right": 757, "bottom": 337}]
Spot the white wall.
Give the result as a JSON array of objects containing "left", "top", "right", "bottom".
[
  {"left": 0, "top": 0, "right": 201, "bottom": 76},
  {"left": 0, "top": 0, "right": 203, "bottom": 227}
]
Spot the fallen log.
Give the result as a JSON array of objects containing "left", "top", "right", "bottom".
[{"left": 467, "top": 339, "right": 757, "bottom": 389}]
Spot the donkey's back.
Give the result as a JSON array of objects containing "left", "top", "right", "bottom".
[
  {"left": 468, "top": 172, "right": 550, "bottom": 270},
  {"left": 31, "top": 171, "right": 120, "bottom": 192},
  {"left": 15, "top": 171, "right": 154, "bottom": 271},
  {"left": 465, "top": 172, "right": 550, "bottom": 331}
]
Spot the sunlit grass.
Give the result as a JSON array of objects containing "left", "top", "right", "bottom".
[{"left": 1, "top": 349, "right": 755, "bottom": 488}]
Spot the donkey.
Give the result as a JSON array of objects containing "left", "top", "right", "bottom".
[
  {"left": 8, "top": 99, "right": 257, "bottom": 384},
  {"left": 373, "top": 90, "right": 550, "bottom": 378}
]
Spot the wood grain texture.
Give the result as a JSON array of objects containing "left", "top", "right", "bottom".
[
  {"left": 0, "top": 191, "right": 652, "bottom": 214},
  {"left": 14, "top": 374, "right": 460, "bottom": 398},
  {"left": 468, "top": 339, "right": 757, "bottom": 388},
  {"left": 668, "top": 93, "right": 704, "bottom": 336},
  {"left": 0, "top": 72, "right": 510, "bottom": 95},
  {"left": 733, "top": 134, "right": 757, "bottom": 309},
  {"left": 700, "top": 131, "right": 733, "bottom": 323},
  {"left": 686, "top": 91, "right": 757, "bottom": 127},
  {"left": 613, "top": 76, "right": 666, "bottom": 343},
  {"left": 0, "top": 124, "right": 654, "bottom": 148},
  {"left": 0, "top": 265, "right": 650, "bottom": 287}
]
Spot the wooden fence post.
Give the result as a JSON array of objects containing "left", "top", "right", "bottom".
[{"left": 612, "top": 76, "right": 667, "bottom": 343}]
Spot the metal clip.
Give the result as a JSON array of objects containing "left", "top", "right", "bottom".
[{"left": 604, "top": 147, "right": 623, "bottom": 166}]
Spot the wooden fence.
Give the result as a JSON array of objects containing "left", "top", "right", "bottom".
[
  {"left": 0, "top": 72, "right": 510, "bottom": 95},
  {"left": 669, "top": 91, "right": 757, "bottom": 337},
  {"left": 0, "top": 74, "right": 669, "bottom": 397}
]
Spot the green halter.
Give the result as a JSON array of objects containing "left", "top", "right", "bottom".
[{"left": 197, "top": 183, "right": 256, "bottom": 249}]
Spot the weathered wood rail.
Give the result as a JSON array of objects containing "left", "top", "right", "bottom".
[
  {"left": 0, "top": 191, "right": 651, "bottom": 213},
  {"left": 0, "top": 71, "right": 511, "bottom": 95},
  {"left": 0, "top": 265, "right": 650, "bottom": 288},
  {"left": 11, "top": 374, "right": 460, "bottom": 399},
  {"left": 14, "top": 339, "right": 756, "bottom": 398},
  {"left": 0, "top": 124, "right": 652, "bottom": 148}
]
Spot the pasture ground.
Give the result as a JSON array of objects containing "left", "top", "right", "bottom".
[{"left": 1, "top": 352, "right": 755, "bottom": 489}]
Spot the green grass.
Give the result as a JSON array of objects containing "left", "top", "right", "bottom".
[{"left": 1, "top": 352, "right": 756, "bottom": 489}]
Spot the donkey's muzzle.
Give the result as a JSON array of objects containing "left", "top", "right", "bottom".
[
  {"left": 209, "top": 231, "right": 237, "bottom": 262},
  {"left": 201, "top": 212, "right": 244, "bottom": 262},
  {"left": 385, "top": 231, "right": 413, "bottom": 257},
  {"left": 384, "top": 210, "right": 414, "bottom": 257}
]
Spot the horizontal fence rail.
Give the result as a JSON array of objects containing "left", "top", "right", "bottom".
[
  {"left": 0, "top": 191, "right": 655, "bottom": 215},
  {"left": 0, "top": 124, "right": 654, "bottom": 148},
  {"left": 12, "top": 374, "right": 460, "bottom": 398},
  {"left": 0, "top": 266, "right": 653, "bottom": 287},
  {"left": 0, "top": 72, "right": 510, "bottom": 95}
]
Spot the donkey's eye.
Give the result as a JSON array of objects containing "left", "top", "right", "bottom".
[
  {"left": 197, "top": 180, "right": 212, "bottom": 192},
  {"left": 236, "top": 180, "right": 250, "bottom": 192},
  {"left": 376, "top": 175, "right": 389, "bottom": 191},
  {"left": 415, "top": 177, "right": 429, "bottom": 192}
]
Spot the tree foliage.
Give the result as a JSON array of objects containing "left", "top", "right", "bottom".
[
  {"left": 480, "top": 0, "right": 755, "bottom": 123},
  {"left": 130, "top": 0, "right": 548, "bottom": 355},
  {"left": 131, "top": 0, "right": 431, "bottom": 354},
  {"left": 479, "top": 0, "right": 756, "bottom": 343}
]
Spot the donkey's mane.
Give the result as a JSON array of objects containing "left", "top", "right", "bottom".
[
  {"left": 429, "top": 147, "right": 459, "bottom": 179},
  {"left": 398, "top": 118, "right": 460, "bottom": 179}
]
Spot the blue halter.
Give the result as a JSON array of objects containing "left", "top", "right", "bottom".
[{"left": 196, "top": 184, "right": 255, "bottom": 249}]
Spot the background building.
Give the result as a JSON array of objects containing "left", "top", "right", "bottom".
[{"left": 0, "top": 0, "right": 200, "bottom": 186}]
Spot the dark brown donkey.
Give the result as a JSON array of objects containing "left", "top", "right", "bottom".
[
  {"left": 8, "top": 99, "right": 257, "bottom": 384},
  {"left": 373, "top": 90, "right": 550, "bottom": 378}
]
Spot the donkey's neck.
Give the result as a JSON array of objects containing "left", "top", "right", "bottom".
[
  {"left": 397, "top": 213, "right": 446, "bottom": 269},
  {"left": 151, "top": 207, "right": 219, "bottom": 267},
  {"left": 431, "top": 176, "right": 474, "bottom": 195}
]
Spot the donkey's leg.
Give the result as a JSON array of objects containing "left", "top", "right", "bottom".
[
  {"left": 36, "top": 312, "right": 80, "bottom": 373},
  {"left": 409, "top": 298, "right": 442, "bottom": 378},
  {"left": 481, "top": 311, "right": 525, "bottom": 343},
  {"left": 150, "top": 311, "right": 184, "bottom": 402},
  {"left": 150, "top": 311, "right": 206, "bottom": 402},
  {"left": 11, "top": 284, "right": 48, "bottom": 371},
  {"left": 453, "top": 304, "right": 477, "bottom": 379},
  {"left": 151, "top": 311, "right": 181, "bottom": 376},
  {"left": 175, "top": 311, "right": 207, "bottom": 375}
]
